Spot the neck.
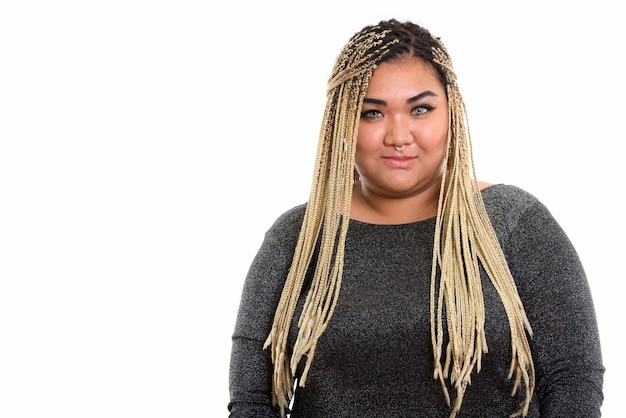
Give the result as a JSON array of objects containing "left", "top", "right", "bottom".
[{"left": 349, "top": 181, "right": 441, "bottom": 225}]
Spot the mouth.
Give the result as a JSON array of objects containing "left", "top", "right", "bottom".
[{"left": 382, "top": 156, "right": 417, "bottom": 168}]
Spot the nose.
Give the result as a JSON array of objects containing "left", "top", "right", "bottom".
[{"left": 384, "top": 116, "right": 413, "bottom": 148}]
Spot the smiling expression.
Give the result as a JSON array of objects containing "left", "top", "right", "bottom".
[{"left": 355, "top": 56, "right": 449, "bottom": 199}]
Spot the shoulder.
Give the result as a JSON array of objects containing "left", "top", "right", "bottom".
[
  {"left": 480, "top": 184, "right": 549, "bottom": 238},
  {"left": 481, "top": 183, "right": 541, "bottom": 212},
  {"left": 269, "top": 202, "right": 307, "bottom": 230},
  {"left": 264, "top": 203, "right": 307, "bottom": 241}
]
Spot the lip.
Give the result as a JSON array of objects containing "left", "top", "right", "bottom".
[{"left": 382, "top": 156, "right": 417, "bottom": 168}]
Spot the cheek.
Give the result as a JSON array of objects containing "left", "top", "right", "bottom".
[
  {"left": 354, "top": 137, "right": 376, "bottom": 175},
  {"left": 353, "top": 144, "right": 369, "bottom": 172},
  {"left": 417, "top": 123, "right": 448, "bottom": 151},
  {"left": 355, "top": 127, "right": 380, "bottom": 154}
]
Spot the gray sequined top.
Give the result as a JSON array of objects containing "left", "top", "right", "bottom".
[{"left": 229, "top": 184, "right": 604, "bottom": 417}]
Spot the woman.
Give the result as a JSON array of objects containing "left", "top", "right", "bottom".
[{"left": 228, "top": 19, "right": 604, "bottom": 417}]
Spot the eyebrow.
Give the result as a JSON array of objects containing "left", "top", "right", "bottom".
[{"left": 363, "top": 90, "right": 438, "bottom": 106}]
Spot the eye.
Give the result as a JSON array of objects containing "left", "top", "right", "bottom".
[
  {"left": 412, "top": 105, "right": 433, "bottom": 115},
  {"left": 360, "top": 109, "right": 383, "bottom": 119}
]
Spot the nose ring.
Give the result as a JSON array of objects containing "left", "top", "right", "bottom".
[{"left": 395, "top": 145, "right": 404, "bottom": 152}]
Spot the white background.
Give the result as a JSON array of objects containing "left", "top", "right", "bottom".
[{"left": 1, "top": 1, "right": 623, "bottom": 416}]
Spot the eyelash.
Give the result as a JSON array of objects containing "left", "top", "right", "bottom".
[
  {"left": 412, "top": 105, "right": 433, "bottom": 115},
  {"left": 360, "top": 105, "right": 434, "bottom": 119},
  {"left": 361, "top": 109, "right": 382, "bottom": 119}
]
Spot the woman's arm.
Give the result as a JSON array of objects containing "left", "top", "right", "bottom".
[
  {"left": 228, "top": 206, "right": 304, "bottom": 417},
  {"left": 506, "top": 199, "right": 604, "bottom": 417}
]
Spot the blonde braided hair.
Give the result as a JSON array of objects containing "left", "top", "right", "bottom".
[{"left": 263, "top": 19, "right": 535, "bottom": 418}]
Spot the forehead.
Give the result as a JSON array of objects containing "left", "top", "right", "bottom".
[{"left": 367, "top": 57, "right": 445, "bottom": 94}]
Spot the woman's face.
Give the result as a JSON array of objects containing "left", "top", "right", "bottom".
[{"left": 355, "top": 57, "right": 449, "bottom": 199}]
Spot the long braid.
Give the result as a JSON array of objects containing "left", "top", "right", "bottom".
[
  {"left": 430, "top": 41, "right": 534, "bottom": 417},
  {"left": 263, "top": 26, "right": 397, "bottom": 416},
  {"left": 264, "top": 20, "right": 535, "bottom": 418}
]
